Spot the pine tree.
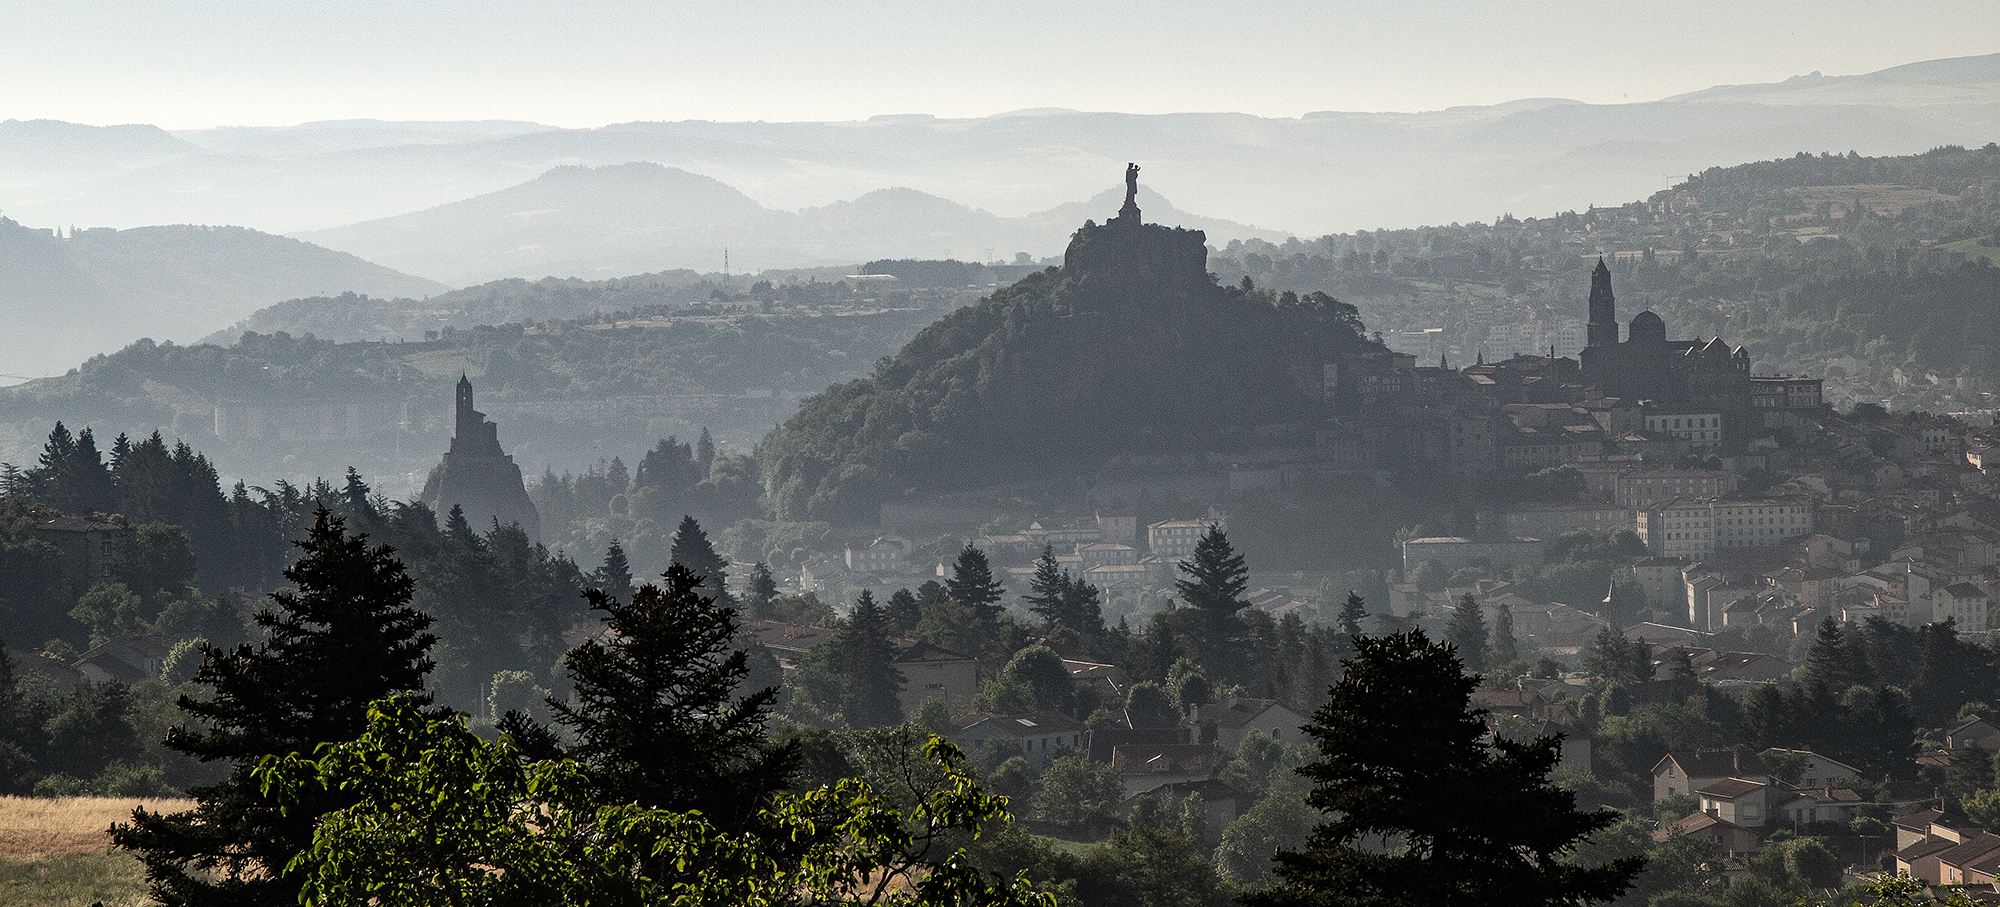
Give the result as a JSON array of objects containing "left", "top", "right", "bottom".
[
  {"left": 1061, "top": 576, "right": 1104, "bottom": 637},
  {"left": 946, "top": 542, "right": 1006, "bottom": 624},
  {"left": 1174, "top": 523, "right": 1249, "bottom": 622},
  {"left": 1491, "top": 604, "right": 1519, "bottom": 667},
  {"left": 1337, "top": 592, "right": 1368, "bottom": 639},
  {"left": 26, "top": 422, "right": 117, "bottom": 515},
  {"left": 695, "top": 426, "right": 716, "bottom": 474},
  {"left": 1447, "top": 593, "right": 1489, "bottom": 673},
  {"left": 1024, "top": 545, "right": 1067, "bottom": 628},
  {"left": 1799, "top": 616, "right": 1847, "bottom": 692},
  {"left": 1174, "top": 523, "right": 1250, "bottom": 674},
  {"left": 839, "top": 590, "right": 906, "bottom": 728},
  {"left": 552, "top": 563, "right": 797, "bottom": 836},
  {"left": 1245, "top": 629, "right": 1641, "bottom": 907},
  {"left": 916, "top": 579, "right": 949, "bottom": 609},
  {"left": 669, "top": 515, "right": 732, "bottom": 607},
  {"left": 743, "top": 561, "right": 779, "bottom": 621},
  {"left": 595, "top": 539, "right": 634, "bottom": 603},
  {"left": 113, "top": 507, "right": 436, "bottom": 907},
  {"left": 886, "top": 587, "right": 921, "bottom": 632}
]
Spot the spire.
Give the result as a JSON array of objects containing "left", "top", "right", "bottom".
[{"left": 1586, "top": 256, "right": 1618, "bottom": 349}]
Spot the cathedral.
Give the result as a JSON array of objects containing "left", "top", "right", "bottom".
[{"left": 1576, "top": 258, "right": 1751, "bottom": 412}]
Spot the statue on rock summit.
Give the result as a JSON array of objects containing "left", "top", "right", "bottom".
[{"left": 1117, "top": 162, "right": 1142, "bottom": 225}]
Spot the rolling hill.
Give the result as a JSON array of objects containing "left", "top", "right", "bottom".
[
  {"left": 291, "top": 162, "right": 1287, "bottom": 284},
  {"left": 5, "top": 52, "right": 1998, "bottom": 245},
  {"left": 0, "top": 218, "right": 446, "bottom": 382}
]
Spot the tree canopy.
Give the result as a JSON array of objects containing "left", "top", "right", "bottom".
[{"left": 1247, "top": 629, "right": 1642, "bottom": 907}]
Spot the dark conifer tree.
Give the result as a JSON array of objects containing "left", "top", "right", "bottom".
[
  {"left": 1024, "top": 545, "right": 1067, "bottom": 629},
  {"left": 113, "top": 508, "right": 435, "bottom": 907},
  {"left": 916, "top": 579, "right": 949, "bottom": 609},
  {"left": 1174, "top": 523, "right": 1250, "bottom": 676},
  {"left": 669, "top": 514, "right": 732, "bottom": 606},
  {"left": 1338, "top": 592, "right": 1368, "bottom": 639},
  {"left": 1246, "top": 629, "right": 1640, "bottom": 907},
  {"left": 694, "top": 426, "right": 717, "bottom": 475},
  {"left": 595, "top": 538, "right": 635, "bottom": 603},
  {"left": 551, "top": 562, "right": 797, "bottom": 835},
  {"left": 1446, "top": 593, "right": 1489, "bottom": 673},
  {"left": 840, "top": 590, "right": 906, "bottom": 728},
  {"left": 946, "top": 542, "right": 1006, "bottom": 624},
  {"left": 1174, "top": 523, "right": 1249, "bottom": 621},
  {"left": 443, "top": 503, "right": 476, "bottom": 542},
  {"left": 886, "top": 587, "right": 921, "bottom": 633},
  {"left": 1799, "top": 617, "right": 1847, "bottom": 692},
  {"left": 743, "top": 561, "right": 779, "bottom": 621},
  {"left": 1061, "top": 576, "right": 1104, "bottom": 637},
  {"left": 27, "top": 422, "right": 117, "bottom": 515}
]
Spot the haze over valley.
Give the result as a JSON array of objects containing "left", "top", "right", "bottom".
[{"left": 9, "top": 13, "right": 2000, "bottom": 905}]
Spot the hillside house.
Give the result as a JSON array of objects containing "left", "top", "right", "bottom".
[
  {"left": 1189, "top": 697, "right": 1305, "bottom": 750},
  {"left": 950, "top": 713, "right": 1086, "bottom": 770},
  {"left": 1654, "top": 812, "right": 1761, "bottom": 858},
  {"left": 1759, "top": 748, "right": 1860, "bottom": 790},
  {"left": 1654, "top": 749, "right": 1769, "bottom": 802},
  {"left": 1695, "top": 777, "right": 1769, "bottom": 828},
  {"left": 1111, "top": 744, "right": 1222, "bottom": 798}
]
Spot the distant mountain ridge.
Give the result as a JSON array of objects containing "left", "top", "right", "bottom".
[
  {"left": 0, "top": 218, "right": 445, "bottom": 382},
  {"left": 291, "top": 161, "right": 1287, "bottom": 284},
  {"left": 5, "top": 51, "right": 1998, "bottom": 241}
]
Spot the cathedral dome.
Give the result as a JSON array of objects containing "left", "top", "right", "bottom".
[{"left": 1628, "top": 311, "right": 1665, "bottom": 345}]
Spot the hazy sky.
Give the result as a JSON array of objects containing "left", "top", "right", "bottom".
[{"left": 3, "top": 1, "right": 1997, "bottom": 128}]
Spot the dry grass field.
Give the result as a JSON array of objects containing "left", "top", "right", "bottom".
[
  {"left": 0, "top": 796, "right": 191, "bottom": 857},
  {"left": 0, "top": 796, "right": 193, "bottom": 907}
]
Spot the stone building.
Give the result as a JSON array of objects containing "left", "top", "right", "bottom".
[{"left": 421, "top": 375, "right": 541, "bottom": 541}]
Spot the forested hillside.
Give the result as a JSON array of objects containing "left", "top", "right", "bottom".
[
  {"left": 758, "top": 220, "right": 1378, "bottom": 523},
  {"left": 0, "top": 217, "right": 445, "bottom": 381},
  {"left": 0, "top": 300, "right": 941, "bottom": 497},
  {"left": 1208, "top": 144, "right": 2000, "bottom": 411}
]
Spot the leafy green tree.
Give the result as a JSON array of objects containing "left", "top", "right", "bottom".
[
  {"left": 1244, "top": 629, "right": 1642, "bottom": 907},
  {"left": 947, "top": 543, "right": 1007, "bottom": 625},
  {"left": 255, "top": 694, "right": 1053, "bottom": 907},
  {"left": 1446, "top": 593, "right": 1489, "bottom": 673},
  {"left": 117, "top": 523, "right": 198, "bottom": 613},
  {"left": 113, "top": 507, "right": 437, "bottom": 907},
  {"left": 552, "top": 562, "right": 797, "bottom": 836},
  {"left": 993, "top": 645, "right": 1076, "bottom": 716},
  {"left": 39, "top": 679, "right": 144, "bottom": 788},
  {"left": 1075, "top": 825, "right": 1225, "bottom": 907},
  {"left": 1216, "top": 787, "right": 1317, "bottom": 885},
  {"left": 1126, "top": 681, "right": 1178, "bottom": 728},
  {"left": 1034, "top": 753, "right": 1124, "bottom": 832},
  {"left": 915, "top": 597, "right": 990, "bottom": 659},
  {"left": 71, "top": 583, "right": 146, "bottom": 648}
]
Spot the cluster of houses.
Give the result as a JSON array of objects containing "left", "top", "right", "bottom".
[
  {"left": 1640, "top": 719, "right": 2000, "bottom": 891},
  {"left": 797, "top": 509, "right": 1230, "bottom": 601}
]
